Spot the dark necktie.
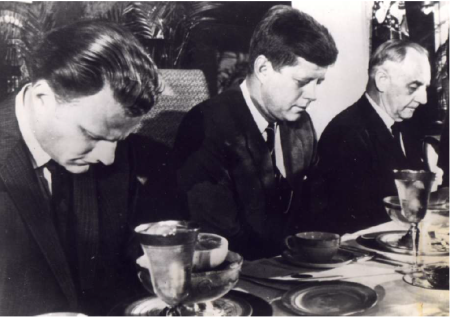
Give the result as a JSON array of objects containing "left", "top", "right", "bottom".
[
  {"left": 392, "top": 122, "right": 406, "bottom": 158},
  {"left": 45, "top": 160, "right": 73, "bottom": 254},
  {"left": 265, "top": 123, "right": 277, "bottom": 174},
  {"left": 265, "top": 123, "right": 292, "bottom": 213}
]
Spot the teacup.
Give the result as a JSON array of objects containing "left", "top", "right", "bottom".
[
  {"left": 284, "top": 231, "right": 340, "bottom": 263},
  {"left": 193, "top": 233, "right": 228, "bottom": 271}
]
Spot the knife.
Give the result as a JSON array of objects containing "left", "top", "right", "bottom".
[{"left": 340, "top": 245, "right": 404, "bottom": 267}]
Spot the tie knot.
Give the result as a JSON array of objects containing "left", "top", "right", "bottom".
[
  {"left": 391, "top": 122, "right": 402, "bottom": 136},
  {"left": 46, "top": 160, "right": 66, "bottom": 177}
]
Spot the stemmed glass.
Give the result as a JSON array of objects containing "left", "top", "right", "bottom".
[
  {"left": 135, "top": 221, "right": 200, "bottom": 316},
  {"left": 393, "top": 170, "right": 436, "bottom": 273}
]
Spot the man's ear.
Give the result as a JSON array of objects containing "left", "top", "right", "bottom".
[
  {"left": 253, "top": 55, "right": 274, "bottom": 84},
  {"left": 30, "top": 80, "right": 58, "bottom": 111},
  {"left": 374, "top": 68, "right": 390, "bottom": 93}
]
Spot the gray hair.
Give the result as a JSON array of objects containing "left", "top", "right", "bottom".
[{"left": 368, "top": 39, "right": 429, "bottom": 80}]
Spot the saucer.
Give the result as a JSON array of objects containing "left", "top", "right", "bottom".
[
  {"left": 282, "top": 249, "right": 355, "bottom": 269},
  {"left": 403, "top": 273, "right": 450, "bottom": 291},
  {"left": 282, "top": 281, "right": 378, "bottom": 316},
  {"left": 375, "top": 231, "right": 449, "bottom": 256}
]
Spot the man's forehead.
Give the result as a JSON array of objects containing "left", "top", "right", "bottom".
[{"left": 385, "top": 54, "right": 430, "bottom": 82}]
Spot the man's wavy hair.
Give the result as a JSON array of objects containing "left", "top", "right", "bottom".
[
  {"left": 368, "top": 39, "right": 429, "bottom": 80},
  {"left": 249, "top": 5, "right": 338, "bottom": 72},
  {"left": 29, "top": 20, "right": 162, "bottom": 117}
]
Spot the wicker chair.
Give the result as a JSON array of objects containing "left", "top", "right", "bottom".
[{"left": 137, "top": 69, "right": 210, "bottom": 148}]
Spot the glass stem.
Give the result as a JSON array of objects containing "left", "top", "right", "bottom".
[
  {"left": 166, "top": 305, "right": 181, "bottom": 316},
  {"left": 411, "top": 223, "right": 419, "bottom": 269}
]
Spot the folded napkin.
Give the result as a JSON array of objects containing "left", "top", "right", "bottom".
[
  {"left": 241, "top": 256, "right": 396, "bottom": 280},
  {"left": 241, "top": 256, "right": 306, "bottom": 279},
  {"left": 268, "top": 262, "right": 397, "bottom": 281}
]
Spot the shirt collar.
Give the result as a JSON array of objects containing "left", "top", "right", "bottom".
[
  {"left": 365, "top": 93, "right": 395, "bottom": 133},
  {"left": 240, "top": 80, "right": 270, "bottom": 134},
  {"left": 16, "top": 84, "right": 51, "bottom": 169}
]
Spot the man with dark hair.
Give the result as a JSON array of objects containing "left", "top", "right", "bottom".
[
  {"left": 310, "top": 39, "right": 436, "bottom": 234},
  {"left": 173, "top": 5, "right": 338, "bottom": 260},
  {"left": 0, "top": 21, "right": 161, "bottom": 315}
]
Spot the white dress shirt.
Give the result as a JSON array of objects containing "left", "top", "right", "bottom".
[{"left": 365, "top": 93, "right": 405, "bottom": 155}]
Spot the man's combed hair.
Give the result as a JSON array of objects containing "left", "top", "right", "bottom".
[
  {"left": 29, "top": 20, "right": 162, "bottom": 117},
  {"left": 249, "top": 5, "right": 338, "bottom": 72},
  {"left": 368, "top": 39, "right": 429, "bottom": 79}
]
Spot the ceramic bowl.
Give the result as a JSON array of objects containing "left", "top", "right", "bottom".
[
  {"left": 284, "top": 231, "right": 340, "bottom": 263},
  {"left": 139, "top": 251, "right": 243, "bottom": 304},
  {"left": 193, "top": 233, "right": 229, "bottom": 272}
]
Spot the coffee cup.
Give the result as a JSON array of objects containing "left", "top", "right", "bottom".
[{"left": 284, "top": 231, "right": 340, "bottom": 263}]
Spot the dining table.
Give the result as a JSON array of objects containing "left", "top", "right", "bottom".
[{"left": 235, "top": 219, "right": 449, "bottom": 316}]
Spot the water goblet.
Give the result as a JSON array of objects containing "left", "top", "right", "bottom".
[
  {"left": 393, "top": 169, "right": 435, "bottom": 273},
  {"left": 135, "top": 221, "right": 200, "bottom": 316}
]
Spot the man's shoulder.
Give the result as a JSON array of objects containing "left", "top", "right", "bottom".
[
  {"left": 179, "top": 87, "right": 246, "bottom": 133},
  {"left": 0, "top": 95, "right": 22, "bottom": 165},
  {"left": 326, "top": 97, "right": 369, "bottom": 130},
  {"left": 320, "top": 96, "right": 370, "bottom": 143},
  {"left": 192, "top": 87, "right": 244, "bottom": 116}
]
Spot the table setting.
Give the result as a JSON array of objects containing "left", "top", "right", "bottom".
[
  {"left": 237, "top": 170, "right": 449, "bottom": 316},
  {"left": 110, "top": 170, "right": 448, "bottom": 316}
]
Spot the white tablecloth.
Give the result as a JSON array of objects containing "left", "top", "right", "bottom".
[{"left": 236, "top": 221, "right": 449, "bottom": 316}]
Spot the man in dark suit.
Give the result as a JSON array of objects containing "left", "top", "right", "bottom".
[
  {"left": 173, "top": 5, "right": 338, "bottom": 260},
  {"left": 0, "top": 21, "right": 161, "bottom": 315},
  {"left": 310, "top": 40, "right": 435, "bottom": 235}
]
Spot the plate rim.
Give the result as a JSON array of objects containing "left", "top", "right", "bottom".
[
  {"left": 375, "top": 231, "right": 449, "bottom": 256},
  {"left": 281, "top": 249, "right": 355, "bottom": 269},
  {"left": 118, "top": 290, "right": 254, "bottom": 316},
  {"left": 281, "top": 281, "right": 378, "bottom": 316}
]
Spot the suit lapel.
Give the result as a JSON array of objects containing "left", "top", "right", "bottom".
[
  {"left": 280, "top": 113, "right": 316, "bottom": 188},
  {"left": 0, "top": 141, "right": 78, "bottom": 308},
  {"left": 358, "top": 98, "right": 409, "bottom": 168},
  {"left": 228, "top": 89, "right": 276, "bottom": 193}
]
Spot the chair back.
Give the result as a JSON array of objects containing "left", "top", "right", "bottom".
[{"left": 137, "top": 69, "right": 210, "bottom": 148}]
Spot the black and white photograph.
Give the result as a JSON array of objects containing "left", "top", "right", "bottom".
[{"left": 0, "top": 1, "right": 448, "bottom": 316}]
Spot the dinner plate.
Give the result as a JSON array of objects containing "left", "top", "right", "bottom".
[
  {"left": 376, "top": 231, "right": 449, "bottom": 256},
  {"left": 111, "top": 290, "right": 254, "bottom": 316},
  {"left": 282, "top": 249, "right": 355, "bottom": 269},
  {"left": 281, "top": 281, "right": 378, "bottom": 316},
  {"left": 403, "top": 273, "right": 450, "bottom": 291}
]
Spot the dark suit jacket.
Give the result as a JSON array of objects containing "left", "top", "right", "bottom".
[
  {"left": 310, "top": 95, "right": 425, "bottom": 234},
  {"left": 173, "top": 87, "right": 317, "bottom": 260},
  {"left": 0, "top": 96, "right": 150, "bottom": 315}
]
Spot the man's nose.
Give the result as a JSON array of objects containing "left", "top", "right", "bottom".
[
  {"left": 302, "top": 81, "right": 317, "bottom": 101},
  {"left": 416, "top": 86, "right": 428, "bottom": 105},
  {"left": 91, "top": 141, "right": 117, "bottom": 166}
]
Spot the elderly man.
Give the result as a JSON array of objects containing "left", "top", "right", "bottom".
[
  {"left": 173, "top": 5, "right": 338, "bottom": 260},
  {"left": 310, "top": 40, "right": 433, "bottom": 234},
  {"left": 0, "top": 21, "right": 161, "bottom": 315}
]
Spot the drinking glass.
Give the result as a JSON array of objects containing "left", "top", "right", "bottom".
[
  {"left": 135, "top": 221, "right": 200, "bottom": 316},
  {"left": 393, "top": 170, "right": 435, "bottom": 273}
]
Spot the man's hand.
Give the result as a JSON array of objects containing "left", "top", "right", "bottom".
[{"left": 431, "top": 167, "right": 444, "bottom": 192}]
